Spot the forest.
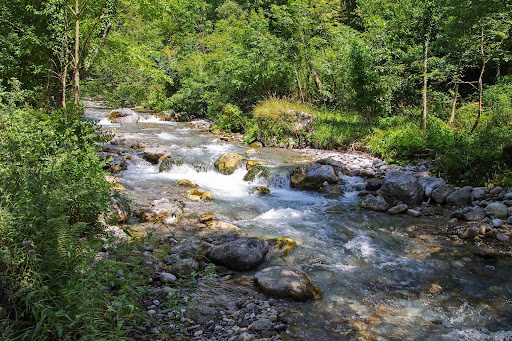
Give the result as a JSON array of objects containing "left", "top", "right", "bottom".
[{"left": 1, "top": 0, "right": 512, "bottom": 339}]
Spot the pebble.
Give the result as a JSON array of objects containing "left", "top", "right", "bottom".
[
  {"left": 496, "top": 234, "right": 510, "bottom": 242},
  {"left": 160, "top": 272, "right": 177, "bottom": 283},
  {"left": 492, "top": 219, "right": 503, "bottom": 228}
]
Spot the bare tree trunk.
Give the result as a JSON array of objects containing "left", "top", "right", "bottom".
[
  {"left": 421, "top": 36, "right": 429, "bottom": 130},
  {"left": 62, "top": 63, "right": 68, "bottom": 109},
  {"left": 471, "top": 24, "right": 487, "bottom": 134},
  {"left": 308, "top": 60, "right": 323, "bottom": 93},
  {"left": 449, "top": 82, "right": 459, "bottom": 124},
  {"left": 73, "top": 0, "right": 80, "bottom": 106}
]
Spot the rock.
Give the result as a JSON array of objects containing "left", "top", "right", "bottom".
[
  {"left": 406, "top": 209, "right": 422, "bottom": 217},
  {"left": 159, "top": 158, "right": 183, "bottom": 172},
  {"left": 207, "top": 237, "right": 269, "bottom": 271},
  {"left": 245, "top": 149, "right": 261, "bottom": 156},
  {"left": 427, "top": 283, "right": 443, "bottom": 295},
  {"left": 254, "top": 265, "right": 321, "bottom": 301},
  {"left": 251, "top": 186, "right": 271, "bottom": 196},
  {"left": 170, "top": 258, "right": 199, "bottom": 277},
  {"left": 273, "top": 237, "right": 296, "bottom": 254},
  {"left": 214, "top": 153, "right": 244, "bottom": 175},
  {"left": 138, "top": 200, "right": 183, "bottom": 223},
  {"left": 431, "top": 185, "right": 455, "bottom": 205},
  {"left": 446, "top": 188, "right": 473, "bottom": 207},
  {"left": 378, "top": 170, "right": 424, "bottom": 206},
  {"left": 250, "top": 141, "right": 263, "bottom": 148},
  {"left": 387, "top": 204, "right": 408, "bottom": 215},
  {"left": 256, "top": 110, "right": 315, "bottom": 148},
  {"left": 316, "top": 158, "right": 348, "bottom": 173},
  {"left": 492, "top": 219, "right": 503, "bottom": 228},
  {"left": 248, "top": 318, "right": 273, "bottom": 331},
  {"left": 418, "top": 177, "right": 446, "bottom": 197},
  {"left": 177, "top": 179, "right": 198, "bottom": 187},
  {"left": 244, "top": 166, "right": 269, "bottom": 182},
  {"left": 238, "top": 332, "right": 256, "bottom": 341},
  {"left": 108, "top": 194, "right": 130, "bottom": 223},
  {"left": 246, "top": 160, "right": 270, "bottom": 170},
  {"left": 496, "top": 233, "right": 510, "bottom": 242},
  {"left": 109, "top": 108, "right": 140, "bottom": 124},
  {"left": 508, "top": 216, "right": 512, "bottom": 224},
  {"left": 189, "top": 118, "right": 212, "bottom": 128},
  {"left": 143, "top": 146, "right": 171, "bottom": 164},
  {"left": 490, "top": 186, "right": 503, "bottom": 195},
  {"left": 475, "top": 248, "right": 498, "bottom": 259},
  {"left": 160, "top": 272, "right": 177, "bottom": 283},
  {"left": 290, "top": 163, "right": 339, "bottom": 191},
  {"left": 486, "top": 202, "right": 508, "bottom": 219},
  {"left": 361, "top": 194, "right": 389, "bottom": 212},
  {"left": 366, "top": 179, "right": 383, "bottom": 191},
  {"left": 199, "top": 212, "right": 216, "bottom": 223},
  {"left": 461, "top": 226, "right": 479, "bottom": 239},
  {"left": 99, "top": 152, "right": 128, "bottom": 173},
  {"left": 187, "top": 188, "right": 214, "bottom": 201},
  {"left": 462, "top": 207, "right": 486, "bottom": 221},
  {"left": 205, "top": 220, "right": 240, "bottom": 230},
  {"left": 472, "top": 187, "right": 487, "bottom": 200}
]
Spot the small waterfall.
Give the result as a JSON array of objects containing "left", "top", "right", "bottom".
[{"left": 269, "top": 172, "right": 291, "bottom": 189}]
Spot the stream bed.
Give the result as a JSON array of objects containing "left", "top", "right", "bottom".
[{"left": 85, "top": 101, "right": 512, "bottom": 341}]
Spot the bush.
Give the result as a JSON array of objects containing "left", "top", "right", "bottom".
[
  {"left": 0, "top": 100, "right": 128, "bottom": 338},
  {"left": 210, "top": 103, "right": 250, "bottom": 133}
]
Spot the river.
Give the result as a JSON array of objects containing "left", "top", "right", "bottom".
[{"left": 85, "top": 101, "right": 512, "bottom": 341}]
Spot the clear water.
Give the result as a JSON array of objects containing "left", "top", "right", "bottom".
[{"left": 85, "top": 101, "right": 512, "bottom": 340}]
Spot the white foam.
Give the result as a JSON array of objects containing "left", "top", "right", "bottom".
[
  {"left": 156, "top": 132, "right": 178, "bottom": 141},
  {"left": 344, "top": 234, "right": 376, "bottom": 258},
  {"left": 139, "top": 115, "right": 176, "bottom": 124},
  {"left": 98, "top": 118, "right": 119, "bottom": 127},
  {"left": 258, "top": 208, "right": 307, "bottom": 220}
]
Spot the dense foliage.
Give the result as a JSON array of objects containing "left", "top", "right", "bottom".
[
  {"left": 2, "top": 0, "right": 511, "bottom": 184},
  {"left": 0, "top": 84, "right": 147, "bottom": 339}
]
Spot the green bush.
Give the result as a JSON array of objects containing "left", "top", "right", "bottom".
[
  {"left": 0, "top": 99, "right": 134, "bottom": 338},
  {"left": 210, "top": 103, "right": 250, "bottom": 133}
]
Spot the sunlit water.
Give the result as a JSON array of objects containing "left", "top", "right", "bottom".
[{"left": 85, "top": 101, "right": 512, "bottom": 340}]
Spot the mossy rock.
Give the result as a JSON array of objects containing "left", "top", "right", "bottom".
[
  {"left": 214, "top": 153, "right": 244, "bottom": 175},
  {"left": 177, "top": 179, "right": 198, "bottom": 187},
  {"left": 199, "top": 212, "right": 216, "bottom": 223},
  {"left": 245, "top": 148, "right": 261, "bottom": 156},
  {"left": 246, "top": 160, "right": 270, "bottom": 170},
  {"left": 187, "top": 188, "right": 214, "bottom": 201},
  {"left": 250, "top": 186, "right": 271, "bottom": 196},
  {"left": 243, "top": 166, "right": 269, "bottom": 182},
  {"left": 275, "top": 237, "right": 296, "bottom": 254}
]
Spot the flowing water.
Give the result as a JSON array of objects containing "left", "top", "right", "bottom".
[{"left": 85, "top": 102, "right": 512, "bottom": 341}]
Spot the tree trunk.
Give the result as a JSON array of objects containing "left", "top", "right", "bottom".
[
  {"left": 421, "top": 36, "right": 429, "bottom": 130},
  {"left": 73, "top": 0, "right": 80, "bottom": 106},
  {"left": 449, "top": 82, "right": 459, "bottom": 124},
  {"left": 294, "top": 65, "right": 304, "bottom": 103},
  {"left": 62, "top": 63, "right": 68, "bottom": 109},
  {"left": 308, "top": 60, "right": 323, "bottom": 93},
  {"left": 471, "top": 24, "right": 487, "bottom": 134}
]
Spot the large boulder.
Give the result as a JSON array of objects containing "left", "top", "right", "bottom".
[
  {"left": 445, "top": 187, "right": 473, "bottom": 207},
  {"left": 143, "top": 146, "right": 171, "bottom": 165},
  {"left": 257, "top": 110, "right": 316, "bottom": 148},
  {"left": 431, "top": 184, "right": 455, "bottom": 205},
  {"left": 109, "top": 108, "right": 140, "bottom": 124},
  {"left": 214, "top": 153, "right": 244, "bottom": 175},
  {"left": 378, "top": 170, "right": 424, "bottom": 205},
  {"left": 485, "top": 202, "right": 508, "bottom": 219},
  {"left": 290, "top": 163, "right": 339, "bottom": 190},
  {"left": 254, "top": 265, "right": 321, "bottom": 301},
  {"left": 207, "top": 237, "right": 269, "bottom": 271}
]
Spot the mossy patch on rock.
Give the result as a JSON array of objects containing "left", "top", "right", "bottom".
[{"left": 214, "top": 153, "right": 244, "bottom": 175}]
